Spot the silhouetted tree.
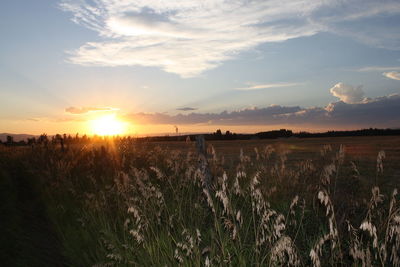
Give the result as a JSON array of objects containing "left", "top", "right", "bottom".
[
  {"left": 55, "top": 134, "right": 65, "bottom": 151},
  {"left": 6, "top": 135, "right": 14, "bottom": 145},
  {"left": 215, "top": 129, "right": 222, "bottom": 139},
  {"left": 38, "top": 134, "right": 48, "bottom": 146}
]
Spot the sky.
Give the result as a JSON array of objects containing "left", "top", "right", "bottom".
[{"left": 1, "top": 0, "right": 400, "bottom": 135}]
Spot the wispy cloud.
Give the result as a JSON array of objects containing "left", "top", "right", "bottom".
[
  {"left": 357, "top": 66, "right": 400, "bottom": 72},
  {"left": 383, "top": 71, "right": 400, "bottom": 81},
  {"left": 176, "top": 107, "right": 197, "bottom": 111},
  {"left": 60, "top": 0, "right": 400, "bottom": 77},
  {"left": 65, "top": 106, "right": 119, "bottom": 114},
  {"left": 236, "top": 82, "right": 298, "bottom": 91}
]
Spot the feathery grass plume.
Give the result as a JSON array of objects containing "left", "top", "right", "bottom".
[
  {"left": 347, "top": 220, "right": 371, "bottom": 266},
  {"left": 279, "top": 149, "right": 289, "bottom": 175},
  {"left": 313, "top": 189, "right": 342, "bottom": 264},
  {"left": 320, "top": 144, "right": 332, "bottom": 156},
  {"left": 360, "top": 221, "right": 378, "bottom": 249},
  {"left": 270, "top": 236, "right": 300, "bottom": 266},
  {"left": 263, "top": 145, "right": 275, "bottom": 160},
  {"left": 337, "top": 144, "right": 345, "bottom": 165},
  {"left": 174, "top": 249, "right": 184, "bottom": 264},
  {"left": 100, "top": 237, "right": 123, "bottom": 265},
  {"left": 377, "top": 150, "right": 386, "bottom": 174},
  {"left": 205, "top": 256, "right": 211, "bottom": 267},
  {"left": 350, "top": 161, "right": 360, "bottom": 177},
  {"left": 375, "top": 150, "right": 386, "bottom": 185},
  {"left": 127, "top": 205, "right": 145, "bottom": 244},
  {"left": 215, "top": 172, "right": 231, "bottom": 215},
  {"left": 174, "top": 228, "right": 202, "bottom": 264},
  {"left": 236, "top": 210, "right": 243, "bottom": 226},
  {"left": 366, "top": 186, "right": 384, "bottom": 220},
  {"left": 287, "top": 195, "right": 302, "bottom": 229},
  {"left": 254, "top": 147, "right": 260, "bottom": 161},
  {"left": 203, "top": 187, "right": 216, "bottom": 214},
  {"left": 239, "top": 148, "right": 251, "bottom": 163},
  {"left": 310, "top": 233, "right": 331, "bottom": 267},
  {"left": 208, "top": 144, "right": 218, "bottom": 164},
  {"left": 233, "top": 170, "right": 245, "bottom": 195},
  {"left": 321, "top": 163, "right": 336, "bottom": 186},
  {"left": 386, "top": 188, "right": 400, "bottom": 266},
  {"left": 149, "top": 166, "right": 164, "bottom": 180}
]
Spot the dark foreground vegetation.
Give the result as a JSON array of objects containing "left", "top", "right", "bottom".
[{"left": 0, "top": 136, "right": 399, "bottom": 266}]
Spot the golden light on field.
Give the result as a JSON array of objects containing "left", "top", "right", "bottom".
[{"left": 90, "top": 114, "right": 127, "bottom": 136}]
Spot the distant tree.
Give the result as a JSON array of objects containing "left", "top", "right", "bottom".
[
  {"left": 17, "top": 140, "right": 26, "bottom": 146},
  {"left": 225, "top": 130, "right": 232, "bottom": 140},
  {"left": 6, "top": 135, "right": 14, "bottom": 145},
  {"left": 27, "top": 137, "right": 36, "bottom": 149},
  {"left": 55, "top": 134, "right": 65, "bottom": 151},
  {"left": 38, "top": 134, "right": 48, "bottom": 145}
]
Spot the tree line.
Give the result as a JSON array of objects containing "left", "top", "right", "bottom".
[{"left": 1, "top": 128, "right": 400, "bottom": 147}]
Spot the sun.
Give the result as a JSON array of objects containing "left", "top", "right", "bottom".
[{"left": 90, "top": 114, "right": 126, "bottom": 136}]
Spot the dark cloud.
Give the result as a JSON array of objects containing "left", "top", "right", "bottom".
[
  {"left": 176, "top": 107, "right": 198, "bottom": 111},
  {"left": 124, "top": 94, "right": 400, "bottom": 128},
  {"left": 65, "top": 106, "right": 118, "bottom": 114},
  {"left": 125, "top": 105, "right": 302, "bottom": 125}
]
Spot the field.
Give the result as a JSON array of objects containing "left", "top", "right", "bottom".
[{"left": 1, "top": 136, "right": 399, "bottom": 266}]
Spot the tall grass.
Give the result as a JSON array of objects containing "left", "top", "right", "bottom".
[{"left": 1, "top": 138, "right": 399, "bottom": 266}]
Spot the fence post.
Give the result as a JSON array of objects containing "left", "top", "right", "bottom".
[{"left": 195, "top": 135, "right": 213, "bottom": 190}]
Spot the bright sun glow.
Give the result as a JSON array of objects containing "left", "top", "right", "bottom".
[{"left": 90, "top": 114, "right": 126, "bottom": 136}]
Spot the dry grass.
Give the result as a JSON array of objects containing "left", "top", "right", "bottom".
[{"left": 0, "top": 136, "right": 399, "bottom": 266}]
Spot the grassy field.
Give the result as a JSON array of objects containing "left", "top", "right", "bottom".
[{"left": 0, "top": 136, "right": 399, "bottom": 266}]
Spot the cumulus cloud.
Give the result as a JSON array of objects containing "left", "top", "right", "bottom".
[
  {"left": 383, "top": 71, "right": 400, "bottom": 81},
  {"left": 236, "top": 82, "right": 298, "bottom": 91},
  {"left": 176, "top": 107, "right": 197, "bottom": 111},
  {"left": 65, "top": 106, "right": 119, "bottom": 114},
  {"left": 60, "top": 0, "right": 400, "bottom": 77},
  {"left": 123, "top": 94, "right": 400, "bottom": 128},
  {"left": 329, "top": 83, "right": 365, "bottom": 104}
]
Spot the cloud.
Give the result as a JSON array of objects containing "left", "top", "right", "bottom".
[
  {"left": 236, "top": 82, "right": 298, "bottom": 91},
  {"left": 60, "top": 0, "right": 400, "bottom": 77},
  {"left": 383, "top": 71, "right": 400, "bottom": 81},
  {"left": 329, "top": 83, "right": 365, "bottom": 104},
  {"left": 65, "top": 106, "right": 119, "bottom": 114},
  {"left": 176, "top": 107, "right": 197, "bottom": 111},
  {"left": 357, "top": 66, "right": 400, "bottom": 72},
  {"left": 125, "top": 105, "right": 302, "bottom": 125},
  {"left": 123, "top": 93, "right": 400, "bottom": 128}
]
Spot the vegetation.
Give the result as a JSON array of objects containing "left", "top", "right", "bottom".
[
  {"left": 2, "top": 128, "right": 400, "bottom": 145},
  {"left": 0, "top": 136, "right": 399, "bottom": 266}
]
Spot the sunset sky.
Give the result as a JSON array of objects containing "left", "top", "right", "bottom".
[{"left": 1, "top": 0, "right": 400, "bottom": 135}]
